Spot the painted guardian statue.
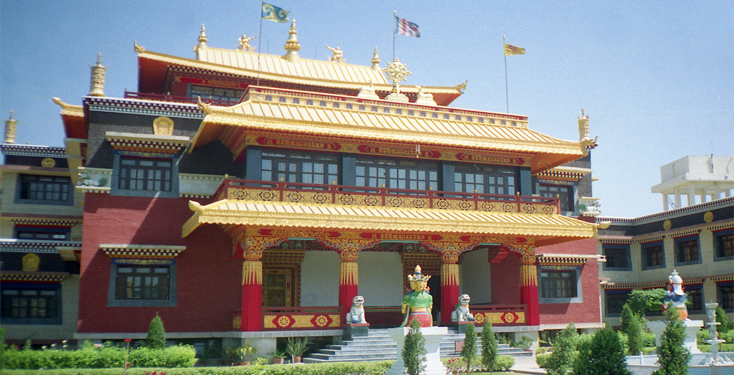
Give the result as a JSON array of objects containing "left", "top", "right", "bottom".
[
  {"left": 401, "top": 265, "right": 433, "bottom": 327},
  {"left": 662, "top": 269, "right": 688, "bottom": 320},
  {"left": 451, "top": 294, "right": 474, "bottom": 322},
  {"left": 346, "top": 295, "right": 367, "bottom": 324}
]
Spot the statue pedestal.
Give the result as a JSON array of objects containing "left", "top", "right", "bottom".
[
  {"left": 386, "top": 326, "right": 447, "bottom": 375},
  {"left": 648, "top": 320, "right": 703, "bottom": 354},
  {"left": 343, "top": 323, "right": 370, "bottom": 340}
]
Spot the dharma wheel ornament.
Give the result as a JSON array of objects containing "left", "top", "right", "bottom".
[{"left": 384, "top": 59, "right": 411, "bottom": 103}]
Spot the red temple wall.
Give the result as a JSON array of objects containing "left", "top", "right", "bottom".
[
  {"left": 537, "top": 238, "right": 601, "bottom": 325},
  {"left": 78, "top": 194, "right": 241, "bottom": 333}
]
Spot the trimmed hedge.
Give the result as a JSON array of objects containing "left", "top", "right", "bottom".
[
  {"left": 2, "top": 361, "right": 394, "bottom": 375},
  {"left": 4, "top": 344, "right": 196, "bottom": 369}
]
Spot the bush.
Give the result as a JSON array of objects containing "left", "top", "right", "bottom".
[
  {"left": 3, "top": 343, "right": 195, "bottom": 370},
  {"left": 480, "top": 320, "right": 498, "bottom": 372},
  {"left": 460, "top": 323, "right": 477, "bottom": 370},
  {"left": 653, "top": 309, "right": 690, "bottom": 375},
  {"left": 145, "top": 314, "right": 166, "bottom": 350},
  {"left": 536, "top": 352, "right": 551, "bottom": 368},
  {"left": 573, "top": 325, "right": 631, "bottom": 375},
  {"left": 545, "top": 323, "right": 578, "bottom": 375},
  {"left": 493, "top": 355, "right": 515, "bottom": 371},
  {"left": 627, "top": 313, "right": 644, "bottom": 355},
  {"left": 402, "top": 319, "right": 426, "bottom": 375}
]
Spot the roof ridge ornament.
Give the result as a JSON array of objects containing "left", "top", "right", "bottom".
[
  {"left": 88, "top": 53, "right": 108, "bottom": 97},
  {"left": 357, "top": 81, "right": 380, "bottom": 100},
  {"left": 283, "top": 19, "right": 301, "bottom": 63},
  {"left": 237, "top": 35, "right": 257, "bottom": 52},
  {"left": 371, "top": 47, "right": 381, "bottom": 71},
  {"left": 383, "top": 58, "right": 411, "bottom": 103},
  {"left": 133, "top": 40, "right": 146, "bottom": 53},
  {"left": 326, "top": 45, "right": 345, "bottom": 63},
  {"left": 4, "top": 110, "right": 16, "bottom": 144},
  {"left": 194, "top": 24, "right": 208, "bottom": 55},
  {"left": 577, "top": 108, "right": 598, "bottom": 154}
]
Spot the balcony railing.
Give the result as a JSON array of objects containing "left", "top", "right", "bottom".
[
  {"left": 213, "top": 179, "right": 560, "bottom": 215},
  {"left": 124, "top": 91, "right": 239, "bottom": 107}
]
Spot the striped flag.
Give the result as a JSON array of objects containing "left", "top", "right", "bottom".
[
  {"left": 262, "top": 2, "right": 289, "bottom": 23},
  {"left": 504, "top": 43, "right": 525, "bottom": 55},
  {"left": 395, "top": 16, "right": 420, "bottom": 38}
]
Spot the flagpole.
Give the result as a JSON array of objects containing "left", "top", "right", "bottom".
[
  {"left": 392, "top": 10, "right": 396, "bottom": 61},
  {"left": 257, "top": 2, "right": 264, "bottom": 86},
  {"left": 503, "top": 35, "right": 509, "bottom": 113}
]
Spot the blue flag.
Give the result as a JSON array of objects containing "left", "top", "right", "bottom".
[{"left": 262, "top": 2, "right": 289, "bottom": 23}]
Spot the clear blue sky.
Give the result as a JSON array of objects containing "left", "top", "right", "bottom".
[{"left": 1, "top": 1, "right": 732, "bottom": 218}]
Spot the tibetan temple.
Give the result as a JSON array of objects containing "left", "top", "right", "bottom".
[{"left": 1, "top": 22, "right": 608, "bottom": 357}]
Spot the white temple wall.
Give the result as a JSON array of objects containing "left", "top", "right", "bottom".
[
  {"left": 460, "top": 248, "right": 492, "bottom": 304},
  {"left": 300, "top": 251, "right": 339, "bottom": 306},
  {"left": 357, "top": 251, "right": 403, "bottom": 306}
]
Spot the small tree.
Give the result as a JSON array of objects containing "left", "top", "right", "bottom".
[
  {"left": 403, "top": 319, "right": 427, "bottom": 375},
  {"left": 715, "top": 305, "right": 730, "bottom": 334},
  {"left": 460, "top": 323, "right": 478, "bottom": 371},
  {"left": 652, "top": 308, "right": 691, "bottom": 375},
  {"left": 620, "top": 303, "right": 635, "bottom": 333},
  {"left": 481, "top": 320, "right": 498, "bottom": 373},
  {"left": 626, "top": 312, "right": 644, "bottom": 355},
  {"left": 546, "top": 323, "right": 578, "bottom": 375},
  {"left": 145, "top": 314, "right": 166, "bottom": 350},
  {"left": 573, "top": 325, "right": 631, "bottom": 375}
]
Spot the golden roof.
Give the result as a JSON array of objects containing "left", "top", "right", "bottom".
[
  {"left": 192, "top": 87, "right": 586, "bottom": 172},
  {"left": 182, "top": 199, "right": 597, "bottom": 247}
]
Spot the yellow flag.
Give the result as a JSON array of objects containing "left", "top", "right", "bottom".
[{"left": 504, "top": 43, "right": 525, "bottom": 56}]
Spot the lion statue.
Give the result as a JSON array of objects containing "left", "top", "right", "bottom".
[
  {"left": 346, "top": 295, "right": 367, "bottom": 324},
  {"left": 451, "top": 294, "right": 474, "bottom": 322}
]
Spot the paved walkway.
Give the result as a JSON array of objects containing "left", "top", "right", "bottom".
[{"left": 509, "top": 355, "right": 545, "bottom": 374}]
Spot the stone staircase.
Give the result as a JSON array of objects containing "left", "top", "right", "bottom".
[{"left": 303, "top": 328, "right": 532, "bottom": 363}]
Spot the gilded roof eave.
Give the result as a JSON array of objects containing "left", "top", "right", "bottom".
[
  {"left": 193, "top": 100, "right": 586, "bottom": 159},
  {"left": 138, "top": 49, "right": 462, "bottom": 95},
  {"left": 182, "top": 199, "right": 598, "bottom": 247}
]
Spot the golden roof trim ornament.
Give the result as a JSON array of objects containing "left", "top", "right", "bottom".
[
  {"left": 52, "top": 97, "right": 84, "bottom": 117},
  {"left": 454, "top": 80, "right": 468, "bottom": 93},
  {"left": 578, "top": 109, "right": 598, "bottom": 154},
  {"left": 134, "top": 40, "right": 146, "bottom": 53},
  {"left": 237, "top": 35, "right": 257, "bottom": 52},
  {"left": 283, "top": 19, "right": 301, "bottom": 63},
  {"left": 4, "top": 110, "right": 17, "bottom": 144},
  {"left": 326, "top": 45, "right": 345, "bottom": 63},
  {"left": 88, "top": 53, "right": 107, "bottom": 97},
  {"left": 371, "top": 47, "right": 381, "bottom": 70},
  {"left": 383, "top": 58, "right": 411, "bottom": 103}
]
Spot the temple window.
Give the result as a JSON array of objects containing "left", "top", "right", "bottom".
[
  {"left": 293, "top": 98, "right": 300, "bottom": 104},
  {"left": 108, "top": 259, "right": 177, "bottom": 307},
  {"left": 718, "top": 283, "right": 734, "bottom": 311},
  {"left": 467, "top": 116, "right": 473, "bottom": 122},
  {"left": 501, "top": 120, "right": 506, "bottom": 125},
  {"left": 118, "top": 158, "right": 173, "bottom": 192},
  {"left": 420, "top": 111, "right": 426, "bottom": 117},
  {"left": 490, "top": 119, "right": 495, "bottom": 124},
  {"left": 1, "top": 285, "right": 61, "bottom": 324},
  {"left": 686, "top": 285, "right": 703, "bottom": 313},
  {"left": 443, "top": 114, "right": 450, "bottom": 120},
  {"left": 714, "top": 230, "right": 734, "bottom": 261},
  {"left": 355, "top": 157, "right": 438, "bottom": 192},
  {"left": 14, "top": 227, "right": 70, "bottom": 241},
  {"left": 265, "top": 95, "right": 273, "bottom": 101},
  {"left": 455, "top": 115, "right": 461, "bottom": 121},
  {"left": 454, "top": 164, "right": 516, "bottom": 195},
  {"left": 479, "top": 118, "right": 484, "bottom": 123},
  {"left": 674, "top": 236, "right": 700, "bottom": 265},
  {"left": 641, "top": 242, "right": 665, "bottom": 270},
  {"left": 602, "top": 245, "right": 631, "bottom": 271},
  {"left": 371, "top": 106, "right": 378, "bottom": 112},
  {"left": 115, "top": 265, "right": 170, "bottom": 300},
  {"left": 319, "top": 101, "right": 327, "bottom": 107},
  {"left": 333, "top": 103, "right": 340, "bottom": 108},
  {"left": 537, "top": 184, "right": 573, "bottom": 212},
  {"left": 306, "top": 99, "right": 313, "bottom": 105},
  {"left": 384, "top": 107, "right": 390, "bottom": 113},
  {"left": 261, "top": 149, "right": 339, "bottom": 185},
  {"left": 539, "top": 268, "right": 580, "bottom": 302},
  {"left": 346, "top": 104, "right": 353, "bottom": 109},
  {"left": 17, "top": 175, "right": 73, "bottom": 205},
  {"left": 432, "top": 113, "right": 438, "bottom": 118},
  {"left": 604, "top": 290, "right": 630, "bottom": 315},
  {"left": 408, "top": 110, "right": 414, "bottom": 116},
  {"left": 359, "top": 105, "right": 365, "bottom": 111},
  {"left": 279, "top": 97, "right": 287, "bottom": 103},
  {"left": 396, "top": 109, "right": 402, "bottom": 115}
]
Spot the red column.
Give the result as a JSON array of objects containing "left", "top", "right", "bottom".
[
  {"left": 339, "top": 248, "right": 359, "bottom": 323},
  {"left": 241, "top": 249, "right": 263, "bottom": 331},
  {"left": 441, "top": 260, "right": 460, "bottom": 325},
  {"left": 520, "top": 253, "right": 540, "bottom": 326}
]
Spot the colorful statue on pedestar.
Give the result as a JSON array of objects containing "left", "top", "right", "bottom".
[
  {"left": 401, "top": 265, "right": 433, "bottom": 327},
  {"left": 662, "top": 269, "right": 688, "bottom": 320},
  {"left": 451, "top": 294, "right": 474, "bottom": 322},
  {"left": 346, "top": 295, "right": 367, "bottom": 324}
]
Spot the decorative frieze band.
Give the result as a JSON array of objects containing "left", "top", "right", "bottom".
[
  {"left": 709, "top": 221, "right": 734, "bottom": 232},
  {"left": 1, "top": 271, "right": 70, "bottom": 283},
  {"left": 100, "top": 244, "right": 186, "bottom": 259},
  {"left": 536, "top": 254, "right": 600, "bottom": 266},
  {"left": 599, "top": 237, "right": 633, "bottom": 244}
]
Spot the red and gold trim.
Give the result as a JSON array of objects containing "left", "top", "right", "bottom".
[{"left": 100, "top": 244, "right": 186, "bottom": 259}]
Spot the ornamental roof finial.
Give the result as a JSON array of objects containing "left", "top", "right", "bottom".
[
  {"left": 4, "top": 110, "right": 17, "bottom": 144},
  {"left": 88, "top": 53, "right": 107, "bottom": 97},
  {"left": 283, "top": 19, "right": 301, "bottom": 63},
  {"left": 371, "top": 47, "right": 381, "bottom": 70},
  {"left": 194, "top": 24, "right": 208, "bottom": 55}
]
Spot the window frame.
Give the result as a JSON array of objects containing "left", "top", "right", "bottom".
[
  {"left": 602, "top": 244, "right": 632, "bottom": 271},
  {"left": 453, "top": 164, "right": 517, "bottom": 196},
  {"left": 0, "top": 283, "right": 62, "bottom": 325},
  {"left": 714, "top": 229, "right": 734, "bottom": 261},
  {"left": 673, "top": 235, "right": 701, "bottom": 266},
  {"left": 538, "top": 266, "right": 583, "bottom": 304},
  {"left": 537, "top": 183, "right": 574, "bottom": 213},
  {"left": 261, "top": 149, "right": 340, "bottom": 186},
  {"left": 717, "top": 282, "right": 734, "bottom": 312},
  {"left": 604, "top": 290, "right": 631, "bottom": 316},
  {"left": 14, "top": 226, "right": 71, "bottom": 241},
  {"left": 641, "top": 241, "right": 666, "bottom": 270},
  {"left": 111, "top": 154, "right": 179, "bottom": 198},
  {"left": 685, "top": 284, "right": 704, "bottom": 314},
  {"left": 108, "top": 259, "right": 177, "bottom": 307},
  {"left": 16, "top": 174, "right": 74, "bottom": 206},
  {"left": 355, "top": 156, "right": 439, "bottom": 192}
]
